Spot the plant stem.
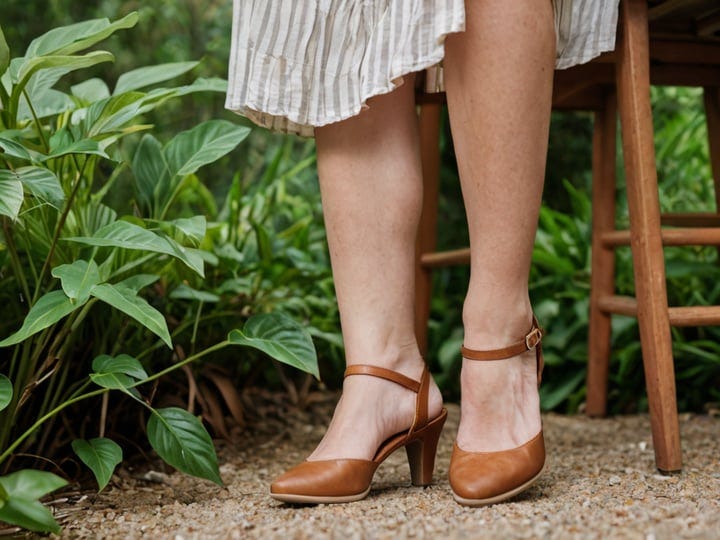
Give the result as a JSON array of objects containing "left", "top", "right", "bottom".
[
  {"left": 23, "top": 89, "right": 49, "bottom": 153},
  {"left": 2, "top": 217, "right": 31, "bottom": 304},
  {"left": 135, "top": 310, "right": 240, "bottom": 361},
  {"left": 190, "top": 301, "right": 203, "bottom": 356},
  {"left": 0, "top": 388, "right": 108, "bottom": 466},
  {"left": 33, "top": 159, "right": 88, "bottom": 304},
  {"left": 131, "top": 341, "right": 229, "bottom": 388}
]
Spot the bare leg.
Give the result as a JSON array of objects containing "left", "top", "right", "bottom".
[
  {"left": 309, "top": 75, "right": 443, "bottom": 461},
  {"left": 443, "top": 0, "right": 555, "bottom": 451}
]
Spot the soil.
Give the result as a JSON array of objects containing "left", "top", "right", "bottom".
[{"left": 10, "top": 390, "right": 720, "bottom": 539}]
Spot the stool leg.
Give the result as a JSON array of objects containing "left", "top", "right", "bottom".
[
  {"left": 415, "top": 102, "right": 442, "bottom": 357},
  {"left": 616, "top": 0, "right": 682, "bottom": 472},
  {"left": 587, "top": 91, "right": 618, "bottom": 417},
  {"left": 702, "top": 87, "right": 720, "bottom": 261},
  {"left": 703, "top": 87, "right": 720, "bottom": 212}
]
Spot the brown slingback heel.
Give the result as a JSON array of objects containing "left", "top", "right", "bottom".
[
  {"left": 270, "top": 364, "right": 448, "bottom": 504},
  {"left": 449, "top": 316, "right": 546, "bottom": 506}
]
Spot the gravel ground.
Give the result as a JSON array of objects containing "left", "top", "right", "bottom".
[{"left": 47, "top": 395, "right": 720, "bottom": 539}]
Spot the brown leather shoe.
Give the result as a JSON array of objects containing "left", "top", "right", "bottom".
[
  {"left": 270, "top": 364, "right": 447, "bottom": 504},
  {"left": 449, "top": 316, "right": 546, "bottom": 506}
]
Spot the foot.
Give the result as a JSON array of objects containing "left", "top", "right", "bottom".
[
  {"left": 456, "top": 315, "right": 542, "bottom": 453},
  {"left": 307, "top": 357, "right": 444, "bottom": 461}
]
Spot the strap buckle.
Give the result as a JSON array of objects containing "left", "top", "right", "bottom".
[{"left": 525, "top": 327, "right": 543, "bottom": 349}]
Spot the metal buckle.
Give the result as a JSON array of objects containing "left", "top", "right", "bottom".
[{"left": 525, "top": 327, "right": 542, "bottom": 349}]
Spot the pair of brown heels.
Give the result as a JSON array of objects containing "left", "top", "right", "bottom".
[{"left": 270, "top": 317, "right": 545, "bottom": 506}]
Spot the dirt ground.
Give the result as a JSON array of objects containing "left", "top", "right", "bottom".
[{"left": 16, "top": 391, "right": 720, "bottom": 539}]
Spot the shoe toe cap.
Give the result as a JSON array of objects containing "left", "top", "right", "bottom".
[
  {"left": 271, "top": 459, "right": 378, "bottom": 498},
  {"left": 449, "top": 432, "right": 545, "bottom": 501}
]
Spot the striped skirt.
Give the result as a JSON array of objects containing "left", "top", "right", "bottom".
[{"left": 226, "top": 0, "right": 620, "bottom": 137}]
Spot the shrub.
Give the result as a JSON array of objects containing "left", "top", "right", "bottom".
[{"left": 0, "top": 16, "right": 319, "bottom": 533}]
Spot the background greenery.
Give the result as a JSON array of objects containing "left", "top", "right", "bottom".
[{"left": 2, "top": 0, "right": 719, "bottom": 484}]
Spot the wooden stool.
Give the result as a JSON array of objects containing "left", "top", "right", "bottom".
[{"left": 415, "top": 0, "right": 720, "bottom": 473}]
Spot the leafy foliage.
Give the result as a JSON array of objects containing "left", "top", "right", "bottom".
[
  {"left": 0, "top": 470, "right": 67, "bottom": 533},
  {"left": 0, "top": 14, "right": 321, "bottom": 534},
  {"left": 71, "top": 438, "right": 122, "bottom": 491}
]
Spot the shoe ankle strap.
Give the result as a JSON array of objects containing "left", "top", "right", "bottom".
[
  {"left": 460, "top": 316, "right": 543, "bottom": 361},
  {"left": 344, "top": 365, "right": 421, "bottom": 391},
  {"left": 344, "top": 364, "right": 430, "bottom": 435}
]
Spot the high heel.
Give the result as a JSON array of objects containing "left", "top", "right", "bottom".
[
  {"left": 270, "top": 364, "right": 447, "bottom": 504},
  {"left": 449, "top": 315, "right": 546, "bottom": 506},
  {"left": 405, "top": 410, "right": 445, "bottom": 486}
]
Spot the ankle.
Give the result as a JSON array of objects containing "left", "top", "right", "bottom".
[
  {"left": 462, "top": 298, "right": 534, "bottom": 351},
  {"left": 345, "top": 340, "right": 427, "bottom": 381}
]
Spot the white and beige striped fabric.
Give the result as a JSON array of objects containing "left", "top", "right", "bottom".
[{"left": 226, "top": 0, "right": 620, "bottom": 137}]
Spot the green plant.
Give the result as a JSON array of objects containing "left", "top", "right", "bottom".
[{"left": 0, "top": 15, "right": 320, "bottom": 533}]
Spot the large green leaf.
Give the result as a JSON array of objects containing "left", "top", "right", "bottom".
[
  {"left": 16, "top": 51, "right": 115, "bottom": 88},
  {"left": 85, "top": 87, "right": 185, "bottom": 138},
  {"left": 90, "top": 283, "right": 171, "bottom": 348},
  {"left": 115, "top": 274, "right": 159, "bottom": 293},
  {"left": 71, "top": 438, "right": 122, "bottom": 491},
  {"left": 51, "top": 260, "right": 101, "bottom": 303},
  {"left": 165, "top": 216, "right": 206, "bottom": 244},
  {"left": 43, "top": 138, "right": 110, "bottom": 161},
  {"left": 89, "top": 354, "right": 145, "bottom": 396},
  {"left": 0, "top": 498, "right": 61, "bottom": 534},
  {"left": 146, "top": 407, "right": 222, "bottom": 485},
  {"left": 0, "top": 24, "right": 9, "bottom": 74},
  {"left": 89, "top": 372, "right": 137, "bottom": 391},
  {"left": 71, "top": 78, "right": 111, "bottom": 102},
  {"left": 14, "top": 166, "right": 64, "bottom": 206},
  {"left": 114, "top": 61, "right": 199, "bottom": 94},
  {"left": 74, "top": 201, "right": 117, "bottom": 236},
  {"left": 18, "top": 88, "right": 74, "bottom": 120},
  {"left": 131, "top": 134, "right": 169, "bottom": 213},
  {"left": 164, "top": 120, "right": 250, "bottom": 177},
  {"left": 9, "top": 61, "right": 67, "bottom": 99},
  {"left": 0, "top": 290, "right": 81, "bottom": 347},
  {"left": 92, "top": 354, "right": 148, "bottom": 381},
  {"left": 0, "top": 469, "right": 67, "bottom": 534},
  {"left": 0, "top": 172, "right": 23, "bottom": 220},
  {"left": 66, "top": 220, "right": 205, "bottom": 277},
  {"left": 83, "top": 92, "right": 145, "bottom": 136},
  {"left": 0, "top": 469, "right": 67, "bottom": 500},
  {"left": 169, "top": 284, "right": 220, "bottom": 303},
  {"left": 0, "top": 135, "right": 35, "bottom": 161},
  {"left": 25, "top": 13, "right": 138, "bottom": 58},
  {"left": 0, "top": 374, "right": 12, "bottom": 411},
  {"left": 228, "top": 313, "right": 319, "bottom": 378},
  {"left": 174, "top": 77, "right": 228, "bottom": 96}
]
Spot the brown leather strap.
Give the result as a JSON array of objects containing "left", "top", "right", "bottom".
[
  {"left": 409, "top": 368, "right": 429, "bottom": 436},
  {"left": 344, "top": 364, "right": 421, "bottom": 393},
  {"left": 344, "top": 364, "right": 431, "bottom": 434},
  {"left": 460, "top": 316, "right": 543, "bottom": 361}
]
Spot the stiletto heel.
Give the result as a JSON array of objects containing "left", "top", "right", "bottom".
[
  {"left": 271, "top": 364, "right": 447, "bottom": 504},
  {"left": 405, "top": 411, "right": 446, "bottom": 486},
  {"left": 449, "top": 315, "right": 546, "bottom": 506}
]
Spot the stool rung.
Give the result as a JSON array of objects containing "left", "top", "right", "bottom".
[
  {"left": 597, "top": 295, "right": 638, "bottom": 316},
  {"left": 661, "top": 212, "right": 720, "bottom": 227},
  {"left": 420, "top": 248, "right": 470, "bottom": 268},
  {"left": 601, "top": 228, "right": 720, "bottom": 247},
  {"left": 668, "top": 306, "right": 720, "bottom": 326},
  {"left": 596, "top": 295, "right": 720, "bottom": 326}
]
